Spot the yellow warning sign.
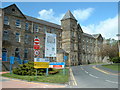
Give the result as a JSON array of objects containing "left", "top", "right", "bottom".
[{"left": 34, "top": 62, "right": 49, "bottom": 68}]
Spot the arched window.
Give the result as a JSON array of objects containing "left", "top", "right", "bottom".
[
  {"left": 24, "top": 49, "right": 28, "bottom": 59},
  {"left": 15, "top": 48, "right": 19, "bottom": 57},
  {"left": 2, "top": 48, "right": 7, "bottom": 61}
]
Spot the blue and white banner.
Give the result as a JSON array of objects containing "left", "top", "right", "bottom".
[
  {"left": 50, "top": 62, "right": 65, "bottom": 65},
  {"left": 34, "top": 58, "right": 50, "bottom": 62},
  {"left": 45, "top": 33, "right": 56, "bottom": 57}
]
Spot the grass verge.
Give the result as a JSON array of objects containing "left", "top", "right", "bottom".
[
  {"left": 2, "top": 69, "right": 69, "bottom": 84},
  {"left": 102, "top": 63, "right": 120, "bottom": 71}
]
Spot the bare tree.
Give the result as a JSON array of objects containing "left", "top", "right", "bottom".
[{"left": 98, "top": 38, "right": 119, "bottom": 59}]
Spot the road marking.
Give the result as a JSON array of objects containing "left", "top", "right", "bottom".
[
  {"left": 92, "top": 66, "right": 109, "bottom": 74},
  {"left": 81, "top": 67, "right": 84, "bottom": 70},
  {"left": 89, "top": 74, "right": 99, "bottom": 78},
  {"left": 85, "top": 71, "right": 88, "bottom": 74},
  {"left": 70, "top": 68, "right": 77, "bottom": 86},
  {"left": 105, "top": 80, "right": 118, "bottom": 84}
]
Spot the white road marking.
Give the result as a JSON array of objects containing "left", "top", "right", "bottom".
[
  {"left": 70, "top": 68, "right": 77, "bottom": 86},
  {"left": 105, "top": 80, "right": 118, "bottom": 84},
  {"left": 85, "top": 71, "right": 88, "bottom": 74},
  {"left": 89, "top": 74, "right": 99, "bottom": 78},
  {"left": 81, "top": 67, "right": 84, "bottom": 70}
]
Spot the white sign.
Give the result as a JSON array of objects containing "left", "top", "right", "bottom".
[
  {"left": 34, "top": 50, "right": 40, "bottom": 56},
  {"left": 45, "top": 33, "right": 56, "bottom": 57},
  {"left": 34, "top": 58, "right": 49, "bottom": 62}
]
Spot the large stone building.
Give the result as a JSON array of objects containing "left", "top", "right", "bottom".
[{"left": 1, "top": 4, "right": 103, "bottom": 66}]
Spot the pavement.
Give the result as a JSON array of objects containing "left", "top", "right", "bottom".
[{"left": 0, "top": 71, "right": 68, "bottom": 88}]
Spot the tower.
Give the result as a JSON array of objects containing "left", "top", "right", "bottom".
[{"left": 61, "top": 10, "right": 78, "bottom": 66}]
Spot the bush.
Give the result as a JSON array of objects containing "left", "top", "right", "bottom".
[
  {"left": 111, "top": 57, "right": 120, "bottom": 63},
  {"left": 13, "top": 61, "right": 59, "bottom": 76}
]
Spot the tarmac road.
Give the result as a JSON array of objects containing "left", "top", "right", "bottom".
[{"left": 70, "top": 65, "right": 119, "bottom": 88}]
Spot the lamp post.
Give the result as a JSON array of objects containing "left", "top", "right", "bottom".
[{"left": 116, "top": 34, "right": 120, "bottom": 57}]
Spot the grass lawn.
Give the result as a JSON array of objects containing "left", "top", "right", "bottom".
[
  {"left": 2, "top": 69, "right": 69, "bottom": 84},
  {"left": 102, "top": 63, "right": 120, "bottom": 71},
  {"left": 87, "top": 62, "right": 107, "bottom": 65}
]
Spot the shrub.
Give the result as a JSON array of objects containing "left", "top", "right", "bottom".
[
  {"left": 13, "top": 61, "right": 59, "bottom": 76},
  {"left": 111, "top": 57, "right": 120, "bottom": 63}
]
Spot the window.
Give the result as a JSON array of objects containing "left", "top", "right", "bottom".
[
  {"left": 16, "top": 33, "right": 20, "bottom": 42},
  {"left": 3, "top": 30, "right": 9, "bottom": 40},
  {"left": 25, "top": 23, "right": 29, "bottom": 30},
  {"left": 16, "top": 19, "right": 21, "bottom": 27},
  {"left": 34, "top": 25, "right": 39, "bottom": 32},
  {"left": 44, "top": 26, "right": 47, "bottom": 33},
  {"left": 4, "top": 16, "right": 9, "bottom": 25},
  {"left": 12, "top": 8, "right": 15, "bottom": 12},
  {"left": 71, "top": 31, "right": 74, "bottom": 37},
  {"left": 24, "top": 35, "right": 29, "bottom": 44},
  {"left": 24, "top": 49, "right": 28, "bottom": 59},
  {"left": 51, "top": 29, "right": 54, "bottom": 33}
]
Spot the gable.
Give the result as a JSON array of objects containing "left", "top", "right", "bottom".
[
  {"left": 98, "top": 34, "right": 103, "bottom": 41},
  {"left": 3, "top": 4, "right": 26, "bottom": 19},
  {"left": 77, "top": 24, "right": 83, "bottom": 33}
]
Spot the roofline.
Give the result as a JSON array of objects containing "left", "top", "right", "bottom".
[
  {"left": 25, "top": 15, "right": 61, "bottom": 29},
  {"left": 3, "top": 4, "right": 26, "bottom": 19}
]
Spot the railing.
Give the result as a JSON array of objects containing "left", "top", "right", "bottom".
[{"left": 2, "top": 57, "right": 29, "bottom": 64}]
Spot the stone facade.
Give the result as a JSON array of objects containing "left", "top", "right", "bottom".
[
  {"left": 0, "top": 8, "right": 3, "bottom": 58},
  {"left": 1, "top": 4, "right": 103, "bottom": 66}
]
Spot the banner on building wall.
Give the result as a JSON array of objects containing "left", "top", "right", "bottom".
[{"left": 45, "top": 33, "right": 56, "bottom": 57}]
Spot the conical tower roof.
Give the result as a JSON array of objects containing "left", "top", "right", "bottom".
[{"left": 61, "top": 10, "right": 77, "bottom": 21}]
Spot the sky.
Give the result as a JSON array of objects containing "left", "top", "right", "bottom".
[{"left": 2, "top": 2, "right": 118, "bottom": 40}]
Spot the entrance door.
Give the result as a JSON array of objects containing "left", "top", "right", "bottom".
[{"left": 2, "top": 48, "right": 7, "bottom": 61}]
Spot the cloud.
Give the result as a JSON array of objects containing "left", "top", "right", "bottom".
[
  {"left": 82, "top": 15, "right": 118, "bottom": 40},
  {"left": 38, "top": 9, "right": 64, "bottom": 24},
  {"left": 37, "top": 8, "right": 118, "bottom": 40},
  {"left": 37, "top": 8, "right": 94, "bottom": 25},
  {"left": 73, "top": 8, "right": 94, "bottom": 21}
]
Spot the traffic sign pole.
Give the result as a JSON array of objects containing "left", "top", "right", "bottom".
[
  {"left": 10, "top": 64, "right": 12, "bottom": 74},
  {"left": 46, "top": 68, "right": 49, "bottom": 76}
]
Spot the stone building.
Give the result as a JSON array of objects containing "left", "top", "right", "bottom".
[{"left": 1, "top": 4, "right": 103, "bottom": 66}]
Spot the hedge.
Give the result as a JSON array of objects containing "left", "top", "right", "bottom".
[{"left": 13, "top": 61, "right": 59, "bottom": 76}]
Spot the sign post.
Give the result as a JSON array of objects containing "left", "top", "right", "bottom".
[
  {"left": 10, "top": 55, "right": 14, "bottom": 74},
  {"left": 34, "top": 37, "right": 40, "bottom": 78},
  {"left": 10, "top": 64, "right": 12, "bottom": 74},
  {"left": 46, "top": 68, "right": 49, "bottom": 76}
]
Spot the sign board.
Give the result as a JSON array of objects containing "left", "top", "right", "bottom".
[
  {"left": 34, "top": 38, "right": 40, "bottom": 45},
  {"left": 64, "top": 56, "right": 68, "bottom": 61},
  {"left": 49, "top": 62, "right": 65, "bottom": 69},
  {"left": 50, "top": 62, "right": 65, "bottom": 65},
  {"left": 34, "top": 58, "right": 49, "bottom": 62},
  {"left": 34, "top": 62, "right": 49, "bottom": 68},
  {"left": 10, "top": 56, "right": 14, "bottom": 64},
  {"left": 45, "top": 33, "right": 56, "bottom": 57},
  {"left": 34, "top": 50, "right": 40, "bottom": 56},
  {"left": 0, "top": 57, "right": 2, "bottom": 60},
  {"left": 34, "top": 45, "right": 40, "bottom": 49}
]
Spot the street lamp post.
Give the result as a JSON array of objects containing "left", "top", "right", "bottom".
[{"left": 116, "top": 34, "right": 120, "bottom": 57}]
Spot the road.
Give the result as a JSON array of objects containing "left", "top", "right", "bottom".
[{"left": 70, "top": 65, "right": 119, "bottom": 88}]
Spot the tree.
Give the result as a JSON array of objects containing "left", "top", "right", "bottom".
[{"left": 98, "top": 38, "right": 119, "bottom": 59}]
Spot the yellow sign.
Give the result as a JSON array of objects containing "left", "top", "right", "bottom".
[{"left": 34, "top": 62, "right": 49, "bottom": 68}]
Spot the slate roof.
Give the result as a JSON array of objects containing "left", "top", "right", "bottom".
[
  {"left": 61, "top": 10, "right": 77, "bottom": 21},
  {"left": 92, "top": 34, "right": 100, "bottom": 38},
  {"left": 25, "top": 15, "right": 61, "bottom": 29},
  {"left": 83, "top": 33, "right": 94, "bottom": 38}
]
